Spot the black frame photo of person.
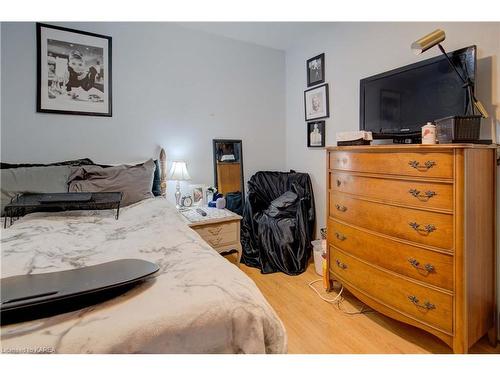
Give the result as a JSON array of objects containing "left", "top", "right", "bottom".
[
  {"left": 304, "top": 83, "right": 329, "bottom": 121},
  {"left": 307, "top": 121, "right": 326, "bottom": 148},
  {"left": 306, "top": 53, "right": 325, "bottom": 87},
  {"left": 36, "top": 23, "right": 112, "bottom": 117}
]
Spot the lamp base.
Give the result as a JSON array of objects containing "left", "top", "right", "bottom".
[{"left": 175, "top": 181, "right": 181, "bottom": 210}]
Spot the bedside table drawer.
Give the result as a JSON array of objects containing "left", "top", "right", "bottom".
[
  {"left": 194, "top": 222, "right": 238, "bottom": 247},
  {"left": 195, "top": 221, "right": 237, "bottom": 237}
]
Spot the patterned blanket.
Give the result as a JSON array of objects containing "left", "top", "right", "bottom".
[{"left": 0, "top": 198, "right": 286, "bottom": 353}]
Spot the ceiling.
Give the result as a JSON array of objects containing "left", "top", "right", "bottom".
[{"left": 176, "top": 22, "right": 332, "bottom": 50}]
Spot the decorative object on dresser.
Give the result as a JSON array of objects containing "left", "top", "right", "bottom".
[
  {"left": 326, "top": 144, "right": 497, "bottom": 354},
  {"left": 37, "top": 23, "right": 112, "bottom": 117},
  {"left": 306, "top": 53, "right": 325, "bottom": 87},
  {"left": 167, "top": 160, "right": 191, "bottom": 209},
  {"left": 181, "top": 207, "right": 243, "bottom": 263},
  {"left": 307, "top": 121, "right": 325, "bottom": 148},
  {"left": 304, "top": 83, "right": 329, "bottom": 121},
  {"left": 421, "top": 122, "right": 437, "bottom": 144}
]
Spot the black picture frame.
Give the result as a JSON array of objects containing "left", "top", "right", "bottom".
[
  {"left": 36, "top": 23, "right": 112, "bottom": 117},
  {"left": 304, "top": 83, "right": 329, "bottom": 121},
  {"left": 307, "top": 121, "right": 325, "bottom": 148},
  {"left": 306, "top": 53, "right": 325, "bottom": 87}
]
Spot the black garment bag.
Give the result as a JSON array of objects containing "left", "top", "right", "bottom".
[{"left": 241, "top": 171, "right": 315, "bottom": 275}]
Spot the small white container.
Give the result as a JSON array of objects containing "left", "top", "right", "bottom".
[
  {"left": 312, "top": 240, "right": 326, "bottom": 276},
  {"left": 215, "top": 197, "right": 226, "bottom": 209},
  {"left": 422, "top": 122, "right": 437, "bottom": 144}
]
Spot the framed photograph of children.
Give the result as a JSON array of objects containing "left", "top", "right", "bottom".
[
  {"left": 36, "top": 23, "right": 112, "bottom": 117},
  {"left": 304, "top": 83, "right": 329, "bottom": 121},
  {"left": 191, "top": 185, "right": 205, "bottom": 206},
  {"left": 306, "top": 53, "right": 325, "bottom": 87},
  {"left": 307, "top": 121, "right": 325, "bottom": 148}
]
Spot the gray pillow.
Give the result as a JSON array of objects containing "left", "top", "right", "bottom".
[
  {"left": 68, "top": 159, "right": 155, "bottom": 206},
  {"left": 1, "top": 165, "right": 73, "bottom": 216}
]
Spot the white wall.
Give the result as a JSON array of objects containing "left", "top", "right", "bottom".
[
  {"left": 0, "top": 22, "right": 286, "bottom": 200},
  {"left": 285, "top": 22, "right": 500, "bottom": 337}
]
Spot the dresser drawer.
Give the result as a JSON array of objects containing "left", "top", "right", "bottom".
[
  {"left": 329, "top": 192, "right": 453, "bottom": 249},
  {"left": 330, "top": 248, "right": 453, "bottom": 333},
  {"left": 328, "top": 218, "right": 453, "bottom": 290},
  {"left": 329, "top": 151, "right": 453, "bottom": 179},
  {"left": 330, "top": 172, "right": 453, "bottom": 211},
  {"left": 193, "top": 222, "right": 238, "bottom": 248}
]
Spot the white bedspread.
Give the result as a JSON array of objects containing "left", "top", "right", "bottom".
[{"left": 0, "top": 198, "right": 287, "bottom": 354}]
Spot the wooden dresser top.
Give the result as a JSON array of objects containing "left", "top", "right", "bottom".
[{"left": 326, "top": 144, "right": 499, "bottom": 151}]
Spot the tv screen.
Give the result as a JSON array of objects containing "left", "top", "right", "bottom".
[{"left": 359, "top": 46, "right": 476, "bottom": 136}]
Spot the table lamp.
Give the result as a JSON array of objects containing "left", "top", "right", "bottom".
[{"left": 167, "top": 161, "right": 191, "bottom": 209}]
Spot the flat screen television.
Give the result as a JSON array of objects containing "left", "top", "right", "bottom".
[{"left": 359, "top": 46, "right": 476, "bottom": 139}]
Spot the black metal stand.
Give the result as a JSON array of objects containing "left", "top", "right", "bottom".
[
  {"left": 3, "top": 192, "right": 122, "bottom": 228},
  {"left": 437, "top": 44, "right": 476, "bottom": 116}
]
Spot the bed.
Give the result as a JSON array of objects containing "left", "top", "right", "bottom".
[{"left": 0, "top": 198, "right": 287, "bottom": 353}]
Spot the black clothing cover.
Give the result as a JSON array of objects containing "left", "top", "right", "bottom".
[
  {"left": 241, "top": 171, "right": 315, "bottom": 275},
  {"left": 225, "top": 192, "right": 243, "bottom": 216}
]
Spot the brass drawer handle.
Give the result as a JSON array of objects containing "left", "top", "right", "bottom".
[
  {"left": 208, "top": 226, "right": 222, "bottom": 235},
  {"left": 335, "top": 232, "right": 347, "bottom": 241},
  {"left": 336, "top": 179, "right": 342, "bottom": 187},
  {"left": 409, "top": 222, "right": 436, "bottom": 235},
  {"left": 408, "top": 160, "right": 436, "bottom": 171},
  {"left": 335, "top": 204, "right": 347, "bottom": 212},
  {"left": 408, "top": 295, "right": 435, "bottom": 310},
  {"left": 408, "top": 189, "right": 437, "bottom": 201},
  {"left": 408, "top": 258, "right": 435, "bottom": 274},
  {"left": 335, "top": 259, "right": 348, "bottom": 270}
]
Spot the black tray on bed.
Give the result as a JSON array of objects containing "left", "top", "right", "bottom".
[
  {"left": 3, "top": 192, "right": 123, "bottom": 228},
  {"left": 0, "top": 259, "right": 159, "bottom": 325}
]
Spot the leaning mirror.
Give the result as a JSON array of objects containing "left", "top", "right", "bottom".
[{"left": 212, "top": 139, "right": 244, "bottom": 215}]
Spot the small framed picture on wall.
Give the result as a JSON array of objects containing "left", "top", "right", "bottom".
[
  {"left": 307, "top": 121, "right": 325, "bottom": 148},
  {"left": 304, "top": 83, "right": 329, "bottom": 121},
  {"left": 306, "top": 53, "right": 325, "bottom": 87},
  {"left": 37, "top": 23, "right": 112, "bottom": 117}
]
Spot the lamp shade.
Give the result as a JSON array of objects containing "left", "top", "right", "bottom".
[
  {"left": 411, "top": 29, "right": 446, "bottom": 55},
  {"left": 167, "top": 161, "right": 191, "bottom": 181}
]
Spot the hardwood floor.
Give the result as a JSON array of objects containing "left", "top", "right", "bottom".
[{"left": 224, "top": 253, "right": 499, "bottom": 354}]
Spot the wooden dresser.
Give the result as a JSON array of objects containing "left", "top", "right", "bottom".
[{"left": 326, "top": 144, "right": 497, "bottom": 353}]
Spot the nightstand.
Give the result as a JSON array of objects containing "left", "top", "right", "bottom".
[{"left": 181, "top": 207, "right": 243, "bottom": 263}]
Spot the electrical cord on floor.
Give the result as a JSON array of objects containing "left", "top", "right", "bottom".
[
  {"left": 308, "top": 279, "right": 374, "bottom": 315},
  {"left": 308, "top": 279, "right": 344, "bottom": 303},
  {"left": 335, "top": 295, "right": 374, "bottom": 315}
]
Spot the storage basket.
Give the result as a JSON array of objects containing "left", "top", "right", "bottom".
[{"left": 435, "top": 115, "right": 481, "bottom": 143}]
